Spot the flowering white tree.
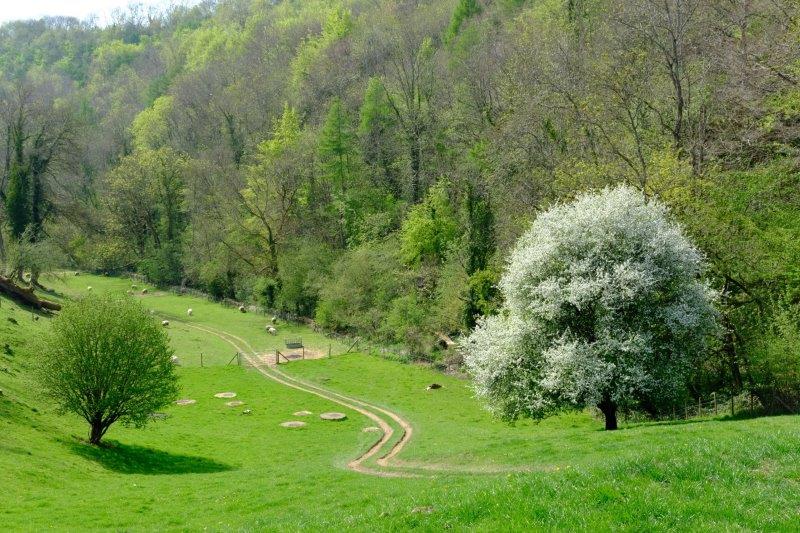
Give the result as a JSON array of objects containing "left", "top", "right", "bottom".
[{"left": 462, "top": 186, "right": 718, "bottom": 430}]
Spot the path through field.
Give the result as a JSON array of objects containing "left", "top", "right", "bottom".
[{"left": 183, "top": 322, "right": 415, "bottom": 477}]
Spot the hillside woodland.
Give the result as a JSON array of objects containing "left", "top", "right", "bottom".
[{"left": 1, "top": 0, "right": 799, "bottom": 413}]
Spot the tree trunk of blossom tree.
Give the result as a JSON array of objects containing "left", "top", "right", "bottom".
[{"left": 599, "top": 397, "right": 618, "bottom": 431}]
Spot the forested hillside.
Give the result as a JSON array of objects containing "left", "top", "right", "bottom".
[{"left": 1, "top": 0, "right": 798, "bottom": 410}]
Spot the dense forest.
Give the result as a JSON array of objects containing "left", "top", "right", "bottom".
[{"left": 0, "top": 0, "right": 798, "bottom": 411}]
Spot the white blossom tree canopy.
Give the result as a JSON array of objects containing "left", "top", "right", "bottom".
[{"left": 462, "top": 186, "right": 718, "bottom": 430}]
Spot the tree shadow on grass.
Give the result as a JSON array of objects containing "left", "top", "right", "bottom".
[{"left": 66, "top": 440, "right": 234, "bottom": 475}]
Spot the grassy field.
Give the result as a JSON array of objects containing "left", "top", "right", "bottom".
[{"left": 1, "top": 274, "right": 800, "bottom": 530}]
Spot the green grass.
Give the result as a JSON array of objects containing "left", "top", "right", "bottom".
[{"left": 2, "top": 274, "right": 800, "bottom": 530}]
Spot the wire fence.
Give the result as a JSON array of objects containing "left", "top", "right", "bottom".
[{"left": 614, "top": 391, "right": 768, "bottom": 425}]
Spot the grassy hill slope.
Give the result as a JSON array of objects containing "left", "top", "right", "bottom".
[{"left": 1, "top": 274, "right": 799, "bottom": 530}]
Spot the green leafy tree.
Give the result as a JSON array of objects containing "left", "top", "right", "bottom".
[
  {"left": 4, "top": 160, "right": 31, "bottom": 240},
  {"left": 446, "top": 0, "right": 482, "bottom": 42},
  {"left": 240, "top": 104, "right": 309, "bottom": 280},
  {"left": 399, "top": 180, "right": 459, "bottom": 265},
  {"left": 36, "top": 295, "right": 179, "bottom": 445},
  {"left": 319, "top": 97, "right": 358, "bottom": 193}
]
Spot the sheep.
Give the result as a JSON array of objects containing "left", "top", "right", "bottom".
[
  {"left": 131, "top": 284, "right": 138, "bottom": 290},
  {"left": 267, "top": 326, "right": 277, "bottom": 336},
  {"left": 86, "top": 286, "right": 93, "bottom": 291},
  {"left": 170, "top": 355, "right": 180, "bottom": 365},
  {"left": 238, "top": 305, "right": 246, "bottom": 313},
  {"left": 141, "top": 288, "right": 148, "bottom": 295},
  {"left": 187, "top": 308, "right": 193, "bottom": 316},
  {"left": 162, "top": 320, "right": 170, "bottom": 327},
  {"left": 270, "top": 316, "right": 278, "bottom": 324}
]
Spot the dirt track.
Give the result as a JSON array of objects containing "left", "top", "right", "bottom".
[
  {"left": 181, "top": 321, "right": 534, "bottom": 477},
  {"left": 183, "top": 323, "right": 415, "bottom": 477}
]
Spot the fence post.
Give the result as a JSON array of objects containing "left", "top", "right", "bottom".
[
  {"left": 685, "top": 402, "right": 688, "bottom": 420},
  {"left": 699, "top": 396, "right": 702, "bottom": 417},
  {"left": 713, "top": 392, "right": 717, "bottom": 416},
  {"left": 200, "top": 353, "right": 204, "bottom": 368},
  {"left": 237, "top": 352, "right": 241, "bottom": 367},
  {"left": 731, "top": 395, "right": 735, "bottom": 417}
]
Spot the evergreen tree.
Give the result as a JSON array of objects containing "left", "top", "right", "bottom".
[
  {"left": 319, "top": 97, "right": 357, "bottom": 193},
  {"left": 5, "top": 159, "right": 31, "bottom": 240}
]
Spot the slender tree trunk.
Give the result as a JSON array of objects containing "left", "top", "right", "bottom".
[{"left": 598, "top": 397, "right": 618, "bottom": 430}]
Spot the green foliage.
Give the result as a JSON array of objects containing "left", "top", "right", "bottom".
[
  {"left": 319, "top": 97, "right": 359, "bottom": 192},
  {"left": 290, "top": 8, "right": 352, "bottom": 92},
  {"left": 745, "top": 300, "right": 800, "bottom": 412},
  {"left": 446, "top": 0, "right": 482, "bottom": 43},
  {"left": 381, "top": 292, "right": 432, "bottom": 355},
  {"left": 4, "top": 160, "right": 31, "bottom": 240},
  {"left": 92, "top": 39, "right": 144, "bottom": 76},
  {"left": 399, "top": 180, "right": 459, "bottom": 265},
  {"left": 131, "top": 95, "right": 174, "bottom": 150},
  {"left": 276, "top": 239, "right": 335, "bottom": 315},
  {"left": 138, "top": 241, "right": 184, "bottom": 286},
  {"left": 105, "top": 148, "right": 188, "bottom": 283},
  {"left": 359, "top": 78, "right": 393, "bottom": 137},
  {"left": 315, "top": 240, "right": 406, "bottom": 335},
  {"left": 36, "top": 294, "right": 178, "bottom": 444},
  {"left": 464, "top": 268, "right": 500, "bottom": 327}
]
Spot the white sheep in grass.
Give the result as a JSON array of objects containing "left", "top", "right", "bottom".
[
  {"left": 162, "top": 320, "right": 170, "bottom": 327},
  {"left": 267, "top": 326, "right": 277, "bottom": 336},
  {"left": 238, "top": 305, "right": 246, "bottom": 313},
  {"left": 187, "top": 308, "right": 193, "bottom": 316},
  {"left": 271, "top": 316, "right": 278, "bottom": 324},
  {"left": 141, "top": 288, "right": 149, "bottom": 294},
  {"left": 86, "top": 286, "right": 92, "bottom": 291},
  {"left": 170, "top": 355, "right": 180, "bottom": 365}
]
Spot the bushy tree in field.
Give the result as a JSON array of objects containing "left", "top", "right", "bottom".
[
  {"left": 462, "top": 186, "right": 717, "bottom": 430},
  {"left": 36, "top": 296, "right": 179, "bottom": 445}
]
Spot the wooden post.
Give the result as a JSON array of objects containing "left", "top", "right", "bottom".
[
  {"left": 731, "top": 395, "right": 735, "bottom": 417},
  {"left": 698, "top": 396, "right": 702, "bottom": 417},
  {"left": 200, "top": 353, "right": 204, "bottom": 368},
  {"left": 275, "top": 349, "right": 279, "bottom": 365},
  {"left": 685, "top": 402, "right": 688, "bottom": 420},
  {"left": 237, "top": 352, "right": 241, "bottom": 367},
  {"left": 713, "top": 392, "right": 717, "bottom": 416}
]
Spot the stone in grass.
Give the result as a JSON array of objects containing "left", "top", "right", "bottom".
[
  {"left": 362, "top": 426, "right": 381, "bottom": 433},
  {"left": 175, "top": 399, "right": 196, "bottom": 406},
  {"left": 214, "top": 392, "right": 237, "bottom": 399},
  {"left": 293, "top": 410, "right": 313, "bottom": 416},
  {"left": 280, "top": 421, "right": 306, "bottom": 428},
  {"left": 320, "top": 412, "right": 347, "bottom": 421},
  {"left": 226, "top": 401, "right": 245, "bottom": 407}
]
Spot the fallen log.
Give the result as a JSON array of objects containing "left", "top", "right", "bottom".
[{"left": 0, "top": 275, "right": 61, "bottom": 311}]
